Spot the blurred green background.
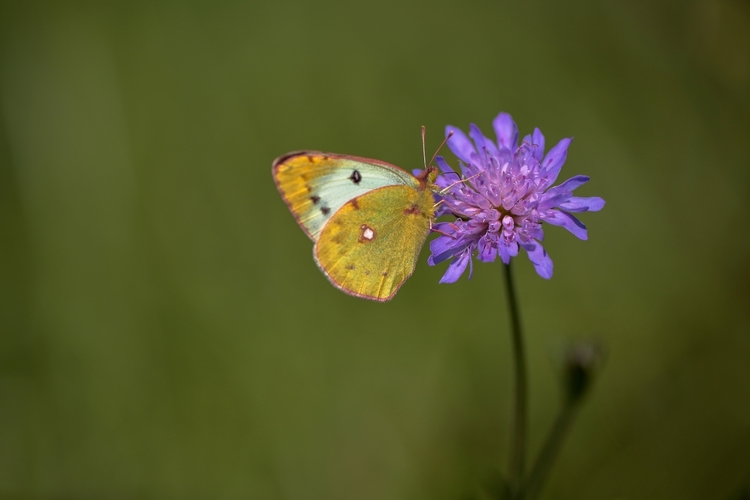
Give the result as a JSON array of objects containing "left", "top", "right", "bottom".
[{"left": 1, "top": 0, "right": 749, "bottom": 498}]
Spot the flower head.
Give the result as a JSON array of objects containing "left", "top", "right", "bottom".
[{"left": 429, "top": 112, "right": 605, "bottom": 281}]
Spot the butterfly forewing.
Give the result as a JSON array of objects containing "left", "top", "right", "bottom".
[
  {"left": 313, "top": 185, "right": 435, "bottom": 301},
  {"left": 273, "top": 152, "right": 418, "bottom": 241}
]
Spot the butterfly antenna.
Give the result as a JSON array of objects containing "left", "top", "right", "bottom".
[
  {"left": 438, "top": 171, "right": 483, "bottom": 194},
  {"left": 427, "top": 130, "right": 454, "bottom": 169},
  {"left": 421, "top": 126, "right": 427, "bottom": 170}
]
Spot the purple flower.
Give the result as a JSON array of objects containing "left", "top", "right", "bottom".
[{"left": 429, "top": 112, "right": 605, "bottom": 281}]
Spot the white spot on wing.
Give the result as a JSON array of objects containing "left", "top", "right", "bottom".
[{"left": 359, "top": 224, "right": 376, "bottom": 243}]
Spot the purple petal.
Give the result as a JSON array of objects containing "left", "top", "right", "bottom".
[
  {"left": 522, "top": 241, "right": 553, "bottom": 279},
  {"left": 519, "top": 221, "right": 544, "bottom": 242},
  {"left": 538, "top": 175, "right": 591, "bottom": 211},
  {"left": 531, "top": 128, "right": 545, "bottom": 161},
  {"left": 492, "top": 112, "right": 519, "bottom": 152},
  {"left": 445, "top": 125, "right": 476, "bottom": 164},
  {"left": 428, "top": 229, "right": 472, "bottom": 265},
  {"left": 498, "top": 240, "right": 516, "bottom": 264},
  {"left": 439, "top": 249, "right": 471, "bottom": 283},
  {"left": 558, "top": 196, "right": 605, "bottom": 212},
  {"left": 428, "top": 235, "right": 457, "bottom": 265},
  {"left": 435, "top": 156, "right": 458, "bottom": 177},
  {"left": 554, "top": 175, "right": 589, "bottom": 193},
  {"left": 477, "top": 234, "right": 498, "bottom": 263},
  {"left": 540, "top": 210, "right": 588, "bottom": 240},
  {"left": 508, "top": 240, "right": 519, "bottom": 257},
  {"left": 541, "top": 137, "right": 572, "bottom": 187},
  {"left": 469, "top": 124, "right": 499, "bottom": 157},
  {"left": 537, "top": 192, "right": 570, "bottom": 212},
  {"left": 434, "top": 177, "right": 451, "bottom": 189},
  {"left": 435, "top": 201, "right": 453, "bottom": 217}
]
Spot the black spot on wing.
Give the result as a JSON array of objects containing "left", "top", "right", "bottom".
[
  {"left": 349, "top": 170, "right": 362, "bottom": 184},
  {"left": 321, "top": 206, "right": 330, "bottom": 215},
  {"left": 310, "top": 195, "right": 320, "bottom": 204}
]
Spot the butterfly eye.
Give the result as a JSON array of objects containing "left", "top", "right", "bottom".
[{"left": 427, "top": 167, "right": 438, "bottom": 183}]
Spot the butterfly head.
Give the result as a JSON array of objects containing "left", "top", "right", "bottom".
[
  {"left": 418, "top": 125, "right": 453, "bottom": 192},
  {"left": 416, "top": 165, "right": 439, "bottom": 191}
]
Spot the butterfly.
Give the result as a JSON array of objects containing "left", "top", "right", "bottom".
[{"left": 272, "top": 150, "right": 441, "bottom": 301}]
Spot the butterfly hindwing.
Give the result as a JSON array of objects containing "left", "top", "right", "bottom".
[
  {"left": 313, "top": 184, "right": 435, "bottom": 301},
  {"left": 273, "top": 152, "right": 418, "bottom": 241}
]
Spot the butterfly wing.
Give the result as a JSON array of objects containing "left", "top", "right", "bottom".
[
  {"left": 273, "top": 151, "right": 418, "bottom": 241},
  {"left": 313, "top": 184, "right": 435, "bottom": 301}
]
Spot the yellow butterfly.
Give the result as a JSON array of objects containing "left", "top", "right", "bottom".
[{"left": 273, "top": 151, "right": 440, "bottom": 301}]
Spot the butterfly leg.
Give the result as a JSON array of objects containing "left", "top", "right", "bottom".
[
  {"left": 438, "top": 171, "right": 483, "bottom": 195},
  {"left": 429, "top": 218, "right": 459, "bottom": 238}
]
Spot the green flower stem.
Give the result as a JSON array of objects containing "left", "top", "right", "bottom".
[
  {"left": 503, "top": 262, "right": 527, "bottom": 498},
  {"left": 523, "top": 398, "right": 580, "bottom": 500}
]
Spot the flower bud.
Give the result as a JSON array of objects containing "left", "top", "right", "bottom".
[{"left": 563, "top": 341, "right": 602, "bottom": 404}]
